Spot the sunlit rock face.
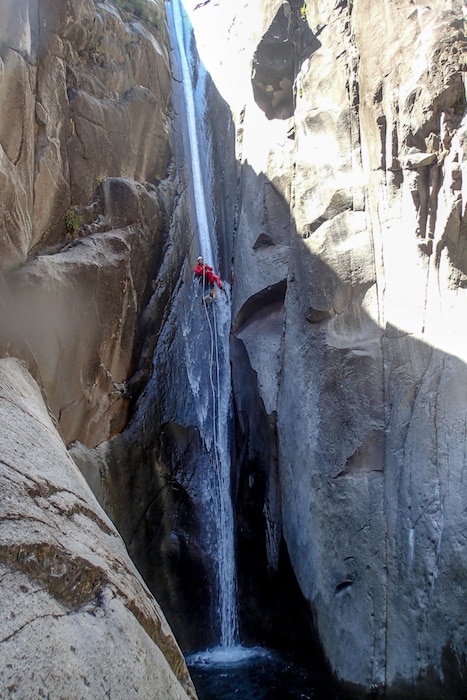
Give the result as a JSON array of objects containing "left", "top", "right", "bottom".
[
  {"left": 0, "top": 0, "right": 171, "bottom": 269},
  {"left": 188, "top": 0, "right": 467, "bottom": 695},
  {"left": 0, "top": 0, "right": 173, "bottom": 447},
  {"left": 0, "top": 358, "right": 196, "bottom": 700}
]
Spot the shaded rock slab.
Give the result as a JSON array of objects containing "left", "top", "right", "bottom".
[{"left": 0, "top": 357, "right": 196, "bottom": 700}]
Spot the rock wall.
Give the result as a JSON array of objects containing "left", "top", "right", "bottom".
[
  {"left": 1, "top": 0, "right": 233, "bottom": 666},
  {"left": 0, "top": 1, "right": 198, "bottom": 696},
  {"left": 0, "top": 0, "right": 173, "bottom": 446},
  {"left": 2, "top": 0, "right": 467, "bottom": 697},
  {"left": 188, "top": 0, "right": 467, "bottom": 696},
  {"left": 69, "top": 194, "right": 221, "bottom": 651},
  {"left": 0, "top": 0, "right": 171, "bottom": 266},
  {"left": 0, "top": 357, "right": 196, "bottom": 700}
]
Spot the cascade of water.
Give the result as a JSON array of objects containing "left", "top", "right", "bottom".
[
  {"left": 167, "top": 0, "right": 239, "bottom": 649},
  {"left": 169, "top": 0, "right": 213, "bottom": 263}
]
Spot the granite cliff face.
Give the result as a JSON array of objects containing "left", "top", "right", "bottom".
[
  {"left": 0, "top": 357, "right": 195, "bottom": 699},
  {"left": 1, "top": 0, "right": 171, "bottom": 267},
  {"left": 0, "top": 1, "right": 195, "bottom": 697},
  {"left": 1, "top": 0, "right": 173, "bottom": 448},
  {"left": 1, "top": 0, "right": 467, "bottom": 698},
  {"left": 189, "top": 0, "right": 467, "bottom": 695}
]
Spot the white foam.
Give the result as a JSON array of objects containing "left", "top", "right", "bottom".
[{"left": 187, "top": 645, "right": 273, "bottom": 667}]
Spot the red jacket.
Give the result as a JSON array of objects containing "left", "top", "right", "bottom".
[
  {"left": 194, "top": 263, "right": 223, "bottom": 289},
  {"left": 194, "top": 263, "right": 212, "bottom": 276}
]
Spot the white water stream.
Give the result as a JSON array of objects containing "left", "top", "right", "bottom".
[
  {"left": 167, "top": 0, "right": 239, "bottom": 650},
  {"left": 169, "top": 0, "right": 213, "bottom": 263}
]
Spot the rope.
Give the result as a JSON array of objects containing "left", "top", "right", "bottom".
[
  {"left": 202, "top": 280, "right": 233, "bottom": 646},
  {"left": 201, "top": 269, "right": 221, "bottom": 476},
  {"left": 200, "top": 270, "right": 237, "bottom": 647},
  {"left": 212, "top": 299, "right": 222, "bottom": 439}
]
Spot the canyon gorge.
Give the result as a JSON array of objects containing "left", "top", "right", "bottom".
[{"left": 0, "top": 0, "right": 466, "bottom": 697}]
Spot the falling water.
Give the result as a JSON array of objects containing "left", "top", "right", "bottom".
[
  {"left": 166, "top": 0, "right": 239, "bottom": 649},
  {"left": 168, "top": 0, "right": 213, "bottom": 263},
  {"left": 163, "top": 5, "right": 351, "bottom": 697}
]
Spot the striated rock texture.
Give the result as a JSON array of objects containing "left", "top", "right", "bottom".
[
  {"left": 0, "top": 0, "right": 171, "bottom": 268},
  {"left": 189, "top": 0, "right": 467, "bottom": 696},
  {"left": 0, "top": 357, "right": 195, "bottom": 700},
  {"left": 0, "top": 0, "right": 173, "bottom": 446}
]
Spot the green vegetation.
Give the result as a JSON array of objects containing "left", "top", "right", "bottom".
[
  {"left": 111, "top": 0, "right": 160, "bottom": 27},
  {"left": 6, "top": 262, "right": 21, "bottom": 274},
  {"left": 65, "top": 208, "right": 83, "bottom": 235}
]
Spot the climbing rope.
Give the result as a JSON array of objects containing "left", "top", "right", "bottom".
[
  {"left": 201, "top": 275, "right": 233, "bottom": 643},
  {"left": 201, "top": 269, "right": 222, "bottom": 477},
  {"left": 199, "top": 268, "right": 237, "bottom": 646},
  {"left": 212, "top": 299, "right": 221, "bottom": 432}
]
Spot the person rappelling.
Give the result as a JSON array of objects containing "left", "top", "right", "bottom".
[{"left": 194, "top": 256, "right": 223, "bottom": 301}]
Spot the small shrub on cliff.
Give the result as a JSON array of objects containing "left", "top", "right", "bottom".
[
  {"left": 112, "top": 0, "right": 160, "bottom": 27},
  {"left": 65, "top": 208, "right": 83, "bottom": 235}
]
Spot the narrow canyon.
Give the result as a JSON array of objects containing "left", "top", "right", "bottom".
[{"left": 0, "top": 0, "right": 466, "bottom": 697}]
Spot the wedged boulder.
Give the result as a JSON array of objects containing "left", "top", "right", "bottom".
[
  {"left": 251, "top": 0, "right": 318, "bottom": 120},
  {"left": 0, "top": 357, "right": 196, "bottom": 700}
]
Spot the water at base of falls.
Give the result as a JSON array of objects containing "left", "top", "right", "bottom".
[{"left": 186, "top": 646, "right": 347, "bottom": 700}]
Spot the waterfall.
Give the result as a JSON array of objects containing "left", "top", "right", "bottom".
[
  {"left": 166, "top": 0, "right": 239, "bottom": 649},
  {"left": 168, "top": 0, "right": 213, "bottom": 263}
]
